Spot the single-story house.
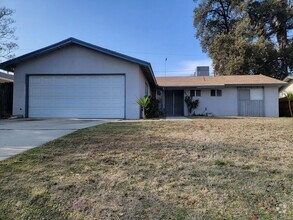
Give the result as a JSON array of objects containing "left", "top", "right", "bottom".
[
  {"left": 0, "top": 72, "right": 14, "bottom": 83},
  {"left": 157, "top": 75, "right": 286, "bottom": 117},
  {"left": 0, "top": 38, "right": 287, "bottom": 119}
]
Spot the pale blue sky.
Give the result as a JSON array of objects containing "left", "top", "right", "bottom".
[{"left": 2, "top": 0, "right": 212, "bottom": 76}]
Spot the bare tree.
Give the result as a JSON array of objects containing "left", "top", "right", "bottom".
[{"left": 0, "top": 7, "right": 18, "bottom": 60}]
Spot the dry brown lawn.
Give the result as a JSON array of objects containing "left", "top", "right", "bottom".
[{"left": 0, "top": 117, "right": 292, "bottom": 219}]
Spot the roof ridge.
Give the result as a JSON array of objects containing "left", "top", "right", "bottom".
[{"left": 0, "top": 37, "right": 157, "bottom": 85}]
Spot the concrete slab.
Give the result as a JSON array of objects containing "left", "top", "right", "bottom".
[
  {"left": 166, "top": 116, "right": 191, "bottom": 120},
  {"left": 0, "top": 119, "right": 112, "bottom": 161}
]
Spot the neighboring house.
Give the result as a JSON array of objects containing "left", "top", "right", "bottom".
[
  {"left": 0, "top": 72, "right": 14, "bottom": 83},
  {"left": 0, "top": 72, "right": 14, "bottom": 118},
  {"left": 279, "top": 75, "right": 293, "bottom": 98},
  {"left": 157, "top": 75, "right": 286, "bottom": 117},
  {"left": 279, "top": 75, "right": 293, "bottom": 117},
  {"left": 0, "top": 38, "right": 286, "bottom": 119}
]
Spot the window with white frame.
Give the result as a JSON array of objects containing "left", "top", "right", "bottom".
[
  {"left": 217, "top": 89, "right": 222, "bottom": 96},
  {"left": 211, "top": 89, "right": 222, "bottom": 97}
]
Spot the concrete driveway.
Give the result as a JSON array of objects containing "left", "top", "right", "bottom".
[{"left": 0, "top": 119, "right": 111, "bottom": 161}]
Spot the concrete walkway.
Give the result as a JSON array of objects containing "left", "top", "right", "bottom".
[
  {"left": 0, "top": 119, "right": 111, "bottom": 161},
  {"left": 166, "top": 116, "right": 191, "bottom": 120}
]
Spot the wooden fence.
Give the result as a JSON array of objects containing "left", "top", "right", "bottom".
[
  {"left": 279, "top": 97, "right": 293, "bottom": 117},
  {"left": 0, "top": 83, "right": 13, "bottom": 118}
]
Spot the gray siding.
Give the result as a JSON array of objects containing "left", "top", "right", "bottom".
[
  {"left": 181, "top": 87, "right": 279, "bottom": 117},
  {"left": 13, "top": 44, "right": 147, "bottom": 119},
  {"left": 183, "top": 88, "right": 238, "bottom": 116},
  {"left": 264, "top": 87, "right": 279, "bottom": 117}
]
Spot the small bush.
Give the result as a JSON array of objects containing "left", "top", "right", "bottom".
[
  {"left": 184, "top": 95, "right": 199, "bottom": 116},
  {"left": 145, "top": 96, "right": 164, "bottom": 118}
]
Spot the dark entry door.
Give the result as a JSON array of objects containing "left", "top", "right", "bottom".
[{"left": 165, "top": 90, "right": 184, "bottom": 116}]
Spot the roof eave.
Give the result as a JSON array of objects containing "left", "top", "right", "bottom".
[
  {"left": 158, "top": 85, "right": 226, "bottom": 89},
  {"left": 158, "top": 83, "right": 287, "bottom": 89},
  {"left": 0, "top": 77, "right": 13, "bottom": 82},
  {"left": 0, "top": 38, "right": 158, "bottom": 86},
  {"left": 283, "top": 75, "right": 293, "bottom": 82},
  {"left": 225, "top": 83, "right": 287, "bottom": 88}
]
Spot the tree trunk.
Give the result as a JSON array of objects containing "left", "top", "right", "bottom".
[
  {"left": 275, "top": 0, "right": 289, "bottom": 75},
  {"left": 142, "top": 108, "right": 146, "bottom": 119}
]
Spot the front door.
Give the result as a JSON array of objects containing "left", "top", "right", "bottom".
[{"left": 165, "top": 90, "right": 184, "bottom": 116}]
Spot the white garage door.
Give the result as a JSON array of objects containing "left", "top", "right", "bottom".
[{"left": 28, "top": 75, "right": 125, "bottom": 118}]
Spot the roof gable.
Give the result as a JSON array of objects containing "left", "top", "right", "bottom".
[
  {"left": 284, "top": 75, "right": 293, "bottom": 82},
  {"left": 0, "top": 37, "right": 157, "bottom": 85}
]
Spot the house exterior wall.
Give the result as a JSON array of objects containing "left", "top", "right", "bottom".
[
  {"left": 183, "top": 88, "right": 238, "bottom": 116},
  {"left": 264, "top": 87, "right": 279, "bottom": 117},
  {"left": 181, "top": 87, "right": 279, "bottom": 117},
  {"left": 13, "top": 44, "right": 146, "bottom": 119},
  {"left": 139, "top": 68, "right": 150, "bottom": 97},
  {"left": 137, "top": 68, "right": 151, "bottom": 118}
]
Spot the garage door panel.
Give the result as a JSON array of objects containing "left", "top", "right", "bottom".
[{"left": 29, "top": 75, "right": 125, "bottom": 118}]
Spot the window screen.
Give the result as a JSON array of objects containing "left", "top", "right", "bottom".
[
  {"left": 217, "top": 90, "right": 222, "bottom": 96},
  {"left": 190, "top": 90, "right": 195, "bottom": 97},
  {"left": 239, "top": 89, "right": 250, "bottom": 100},
  {"left": 196, "top": 90, "right": 201, "bottom": 96},
  {"left": 250, "top": 88, "right": 263, "bottom": 100}
]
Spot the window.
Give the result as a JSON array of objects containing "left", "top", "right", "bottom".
[
  {"left": 190, "top": 90, "right": 195, "bottom": 97},
  {"left": 250, "top": 88, "right": 263, "bottom": 100},
  {"left": 211, "top": 89, "right": 222, "bottom": 97},
  {"left": 239, "top": 89, "right": 250, "bottom": 100},
  {"left": 145, "top": 82, "right": 148, "bottom": 96},
  {"left": 196, "top": 90, "right": 201, "bottom": 97},
  {"left": 217, "top": 90, "right": 222, "bottom": 96}
]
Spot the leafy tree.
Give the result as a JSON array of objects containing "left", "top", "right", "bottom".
[
  {"left": 193, "top": 0, "right": 242, "bottom": 52},
  {"left": 0, "top": 7, "right": 18, "bottom": 60},
  {"left": 193, "top": 0, "right": 293, "bottom": 79},
  {"left": 247, "top": 0, "right": 293, "bottom": 76}
]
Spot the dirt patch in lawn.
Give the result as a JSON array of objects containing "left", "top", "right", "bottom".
[{"left": 0, "top": 118, "right": 292, "bottom": 219}]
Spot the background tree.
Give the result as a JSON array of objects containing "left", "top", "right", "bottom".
[
  {"left": 0, "top": 7, "right": 18, "bottom": 60},
  {"left": 193, "top": 0, "right": 293, "bottom": 79}
]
